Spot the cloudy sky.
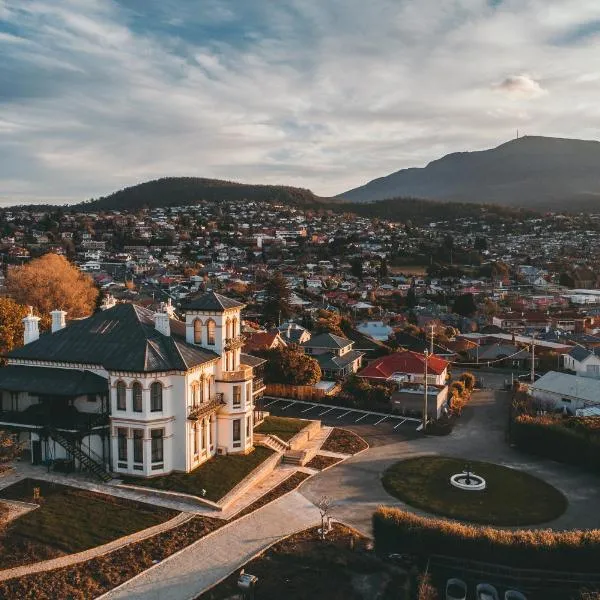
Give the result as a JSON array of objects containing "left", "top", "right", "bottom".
[{"left": 2, "top": 0, "right": 600, "bottom": 204}]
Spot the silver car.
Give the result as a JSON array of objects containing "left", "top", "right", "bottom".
[
  {"left": 446, "top": 578, "right": 467, "bottom": 600},
  {"left": 476, "top": 583, "right": 500, "bottom": 600}
]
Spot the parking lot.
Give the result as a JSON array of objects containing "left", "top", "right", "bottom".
[{"left": 263, "top": 397, "right": 422, "bottom": 446}]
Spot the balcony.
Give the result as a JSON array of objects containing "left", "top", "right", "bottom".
[
  {"left": 253, "top": 378, "right": 265, "bottom": 393},
  {"left": 224, "top": 335, "right": 246, "bottom": 351},
  {"left": 187, "top": 394, "right": 225, "bottom": 421},
  {"left": 217, "top": 365, "right": 253, "bottom": 382}
]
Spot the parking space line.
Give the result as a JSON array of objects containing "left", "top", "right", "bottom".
[
  {"left": 394, "top": 419, "right": 407, "bottom": 429},
  {"left": 280, "top": 401, "right": 296, "bottom": 411},
  {"left": 355, "top": 413, "right": 369, "bottom": 422},
  {"left": 337, "top": 410, "right": 352, "bottom": 419},
  {"left": 264, "top": 399, "right": 281, "bottom": 408},
  {"left": 374, "top": 416, "right": 387, "bottom": 426},
  {"left": 319, "top": 407, "right": 335, "bottom": 416},
  {"left": 301, "top": 404, "right": 319, "bottom": 413}
]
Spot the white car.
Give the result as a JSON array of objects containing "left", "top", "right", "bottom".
[
  {"left": 446, "top": 578, "right": 467, "bottom": 600},
  {"left": 476, "top": 583, "right": 500, "bottom": 600}
]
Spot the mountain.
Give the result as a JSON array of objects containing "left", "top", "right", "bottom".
[
  {"left": 78, "top": 177, "right": 329, "bottom": 211},
  {"left": 338, "top": 136, "right": 600, "bottom": 210}
]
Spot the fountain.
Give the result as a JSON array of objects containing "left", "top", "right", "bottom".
[{"left": 450, "top": 462, "right": 486, "bottom": 491}]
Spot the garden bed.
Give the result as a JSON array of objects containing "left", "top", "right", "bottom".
[
  {"left": 122, "top": 446, "right": 274, "bottom": 502},
  {"left": 382, "top": 456, "right": 567, "bottom": 526},
  {"left": 0, "top": 478, "right": 177, "bottom": 569},
  {"left": 255, "top": 416, "right": 309, "bottom": 442},
  {"left": 305, "top": 455, "right": 343, "bottom": 471},
  {"left": 321, "top": 428, "right": 368, "bottom": 455}
]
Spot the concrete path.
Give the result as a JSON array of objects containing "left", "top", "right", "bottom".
[{"left": 100, "top": 491, "right": 321, "bottom": 600}]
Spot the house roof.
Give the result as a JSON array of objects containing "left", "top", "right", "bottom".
[
  {"left": 315, "top": 350, "right": 364, "bottom": 371},
  {"left": 244, "top": 331, "right": 284, "bottom": 352},
  {"left": 7, "top": 303, "right": 218, "bottom": 373},
  {"left": 358, "top": 351, "right": 449, "bottom": 379},
  {"left": 182, "top": 291, "right": 245, "bottom": 312},
  {"left": 567, "top": 345, "right": 598, "bottom": 362},
  {"left": 240, "top": 352, "right": 267, "bottom": 367},
  {"left": 531, "top": 371, "right": 600, "bottom": 404},
  {"left": 0, "top": 366, "right": 107, "bottom": 396},
  {"left": 301, "top": 332, "right": 352, "bottom": 350}
]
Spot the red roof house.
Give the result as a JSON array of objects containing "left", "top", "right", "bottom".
[{"left": 358, "top": 351, "right": 449, "bottom": 385}]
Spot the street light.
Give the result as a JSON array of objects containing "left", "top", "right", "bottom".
[{"left": 423, "top": 350, "right": 429, "bottom": 433}]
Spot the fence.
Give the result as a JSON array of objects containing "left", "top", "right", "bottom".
[{"left": 265, "top": 383, "right": 340, "bottom": 402}]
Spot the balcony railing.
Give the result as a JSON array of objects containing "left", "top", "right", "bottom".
[
  {"left": 224, "top": 335, "right": 246, "bottom": 351},
  {"left": 218, "top": 365, "right": 253, "bottom": 382},
  {"left": 253, "top": 378, "right": 265, "bottom": 392},
  {"left": 187, "top": 394, "right": 225, "bottom": 421}
]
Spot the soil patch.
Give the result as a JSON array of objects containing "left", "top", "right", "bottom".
[{"left": 321, "top": 428, "right": 368, "bottom": 455}]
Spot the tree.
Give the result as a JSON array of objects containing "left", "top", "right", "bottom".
[
  {"left": 261, "top": 347, "right": 321, "bottom": 385},
  {"left": 350, "top": 257, "right": 364, "bottom": 280},
  {"left": 262, "top": 273, "right": 293, "bottom": 324},
  {"left": 459, "top": 372, "right": 476, "bottom": 392},
  {"left": 0, "top": 297, "right": 29, "bottom": 355},
  {"left": 379, "top": 258, "right": 389, "bottom": 279},
  {"left": 452, "top": 293, "right": 477, "bottom": 317},
  {"left": 406, "top": 286, "right": 418, "bottom": 309},
  {"left": 6, "top": 253, "right": 99, "bottom": 329},
  {"left": 314, "top": 309, "right": 344, "bottom": 337}
]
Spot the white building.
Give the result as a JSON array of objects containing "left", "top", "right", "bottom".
[
  {"left": 529, "top": 371, "right": 600, "bottom": 414},
  {"left": 0, "top": 292, "right": 262, "bottom": 480}
]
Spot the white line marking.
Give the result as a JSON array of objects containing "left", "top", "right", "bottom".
[
  {"left": 301, "top": 404, "right": 318, "bottom": 413},
  {"left": 355, "top": 413, "right": 369, "bottom": 422},
  {"left": 264, "top": 399, "right": 281, "bottom": 408},
  {"left": 394, "top": 419, "right": 407, "bottom": 429},
  {"left": 319, "top": 407, "right": 335, "bottom": 416},
  {"left": 337, "top": 410, "right": 352, "bottom": 419},
  {"left": 280, "top": 401, "right": 296, "bottom": 411},
  {"left": 374, "top": 416, "right": 387, "bottom": 425}
]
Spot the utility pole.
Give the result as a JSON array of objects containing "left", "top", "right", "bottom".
[
  {"left": 423, "top": 350, "right": 429, "bottom": 433},
  {"left": 531, "top": 332, "right": 536, "bottom": 384},
  {"left": 430, "top": 323, "right": 435, "bottom": 355}
]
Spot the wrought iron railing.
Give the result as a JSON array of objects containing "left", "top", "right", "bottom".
[{"left": 187, "top": 394, "right": 225, "bottom": 420}]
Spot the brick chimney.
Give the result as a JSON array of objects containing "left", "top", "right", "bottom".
[
  {"left": 51, "top": 309, "right": 67, "bottom": 333},
  {"left": 154, "top": 303, "right": 170, "bottom": 336},
  {"left": 23, "top": 307, "right": 41, "bottom": 345}
]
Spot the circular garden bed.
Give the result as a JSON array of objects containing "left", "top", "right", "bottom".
[{"left": 382, "top": 456, "right": 567, "bottom": 526}]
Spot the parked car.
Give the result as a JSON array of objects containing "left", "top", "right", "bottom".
[
  {"left": 476, "top": 583, "right": 499, "bottom": 600},
  {"left": 505, "top": 591, "right": 527, "bottom": 600},
  {"left": 446, "top": 578, "right": 467, "bottom": 600}
]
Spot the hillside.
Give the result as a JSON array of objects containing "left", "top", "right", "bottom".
[
  {"left": 78, "top": 177, "right": 329, "bottom": 211},
  {"left": 338, "top": 136, "right": 600, "bottom": 210}
]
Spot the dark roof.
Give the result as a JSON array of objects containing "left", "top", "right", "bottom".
[
  {"left": 7, "top": 303, "right": 218, "bottom": 373},
  {"left": 316, "top": 350, "right": 364, "bottom": 371},
  {"left": 301, "top": 333, "right": 352, "bottom": 350},
  {"left": 0, "top": 366, "right": 107, "bottom": 396},
  {"left": 240, "top": 352, "right": 267, "bottom": 367},
  {"left": 183, "top": 291, "right": 244, "bottom": 311},
  {"left": 568, "top": 345, "right": 594, "bottom": 361}
]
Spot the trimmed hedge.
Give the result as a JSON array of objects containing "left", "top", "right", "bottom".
[
  {"left": 373, "top": 507, "right": 600, "bottom": 572},
  {"left": 511, "top": 415, "right": 600, "bottom": 474}
]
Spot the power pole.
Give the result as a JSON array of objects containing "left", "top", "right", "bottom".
[
  {"left": 531, "top": 332, "right": 536, "bottom": 384},
  {"left": 430, "top": 323, "right": 435, "bottom": 355},
  {"left": 423, "top": 350, "right": 429, "bottom": 433}
]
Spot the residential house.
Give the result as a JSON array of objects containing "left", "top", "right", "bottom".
[
  {"left": 300, "top": 333, "right": 364, "bottom": 381},
  {"left": 563, "top": 346, "right": 600, "bottom": 379},
  {"left": 358, "top": 351, "right": 449, "bottom": 386}
]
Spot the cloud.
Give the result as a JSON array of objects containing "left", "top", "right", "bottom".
[
  {"left": 1, "top": 0, "right": 600, "bottom": 203},
  {"left": 495, "top": 75, "right": 547, "bottom": 98}
]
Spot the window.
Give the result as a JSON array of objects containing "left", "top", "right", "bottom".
[
  {"left": 225, "top": 319, "right": 231, "bottom": 339},
  {"left": 199, "top": 378, "right": 204, "bottom": 403},
  {"left": 246, "top": 415, "right": 252, "bottom": 438},
  {"left": 232, "top": 318, "right": 238, "bottom": 337},
  {"left": 246, "top": 382, "right": 252, "bottom": 404},
  {"left": 194, "top": 318, "right": 202, "bottom": 344},
  {"left": 191, "top": 382, "right": 198, "bottom": 407},
  {"left": 193, "top": 423, "right": 199, "bottom": 455},
  {"left": 133, "top": 429, "right": 144, "bottom": 463},
  {"left": 208, "top": 416, "right": 212, "bottom": 448},
  {"left": 207, "top": 320, "right": 215, "bottom": 345},
  {"left": 116, "top": 381, "right": 126, "bottom": 411},
  {"left": 117, "top": 428, "right": 128, "bottom": 461},
  {"left": 132, "top": 382, "right": 143, "bottom": 412},
  {"left": 151, "top": 429, "right": 164, "bottom": 462},
  {"left": 201, "top": 420, "right": 206, "bottom": 449},
  {"left": 562, "top": 397, "right": 572, "bottom": 404},
  {"left": 232, "top": 419, "right": 241, "bottom": 445},
  {"left": 233, "top": 385, "right": 241, "bottom": 408},
  {"left": 150, "top": 382, "right": 163, "bottom": 412}
]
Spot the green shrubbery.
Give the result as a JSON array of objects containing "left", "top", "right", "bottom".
[{"left": 373, "top": 507, "right": 600, "bottom": 572}]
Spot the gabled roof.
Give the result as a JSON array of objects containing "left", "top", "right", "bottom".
[
  {"left": 244, "top": 331, "right": 286, "bottom": 352},
  {"left": 316, "top": 350, "right": 364, "bottom": 371},
  {"left": 7, "top": 303, "right": 218, "bottom": 373},
  {"left": 301, "top": 332, "right": 352, "bottom": 350},
  {"left": 182, "top": 291, "right": 244, "bottom": 311},
  {"left": 358, "top": 351, "right": 449, "bottom": 379},
  {"left": 567, "top": 345, "right": 598, "bottom": 362},
  {"left": 532, "top": 371, "right": 600, "bottom": 404}
]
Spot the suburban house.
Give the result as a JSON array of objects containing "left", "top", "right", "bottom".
[
  {"left": 0, "top": 292, "right": 261, "bottom": 480},
  {"left": 563, "top": 346, "right": 600, "bottom": 378},
  {"left": 277, "top": 322, "right": 311, "bottom": 345},
  {"left": 358, "top": 351, "right": 449, "bottom": 386},
  {"left": 529, "top": 371, "right": 600, "bottom": 414},
  {"left": 300, "top": 333, "right": 364, "bottom": 381},
  {"left": 243, "top": 330, "right": 287, "bottom": 353}
]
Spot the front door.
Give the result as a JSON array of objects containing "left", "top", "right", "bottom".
[{"left": 31, "top": 440, "right": 42, "bottom": 465}]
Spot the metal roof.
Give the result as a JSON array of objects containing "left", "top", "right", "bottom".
[{"left": 0, "top": 366, "right": 107, "bottom": 396}]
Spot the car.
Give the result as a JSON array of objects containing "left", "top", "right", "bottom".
[
  {"left": 476, "top": 583, "right": 499, "bottom": 600},
  {"left": 446, "top": 578, "right": 467, "bottom": 600},
  {"left": 505, "top": 591, "right": 527, "bottom": 600}
]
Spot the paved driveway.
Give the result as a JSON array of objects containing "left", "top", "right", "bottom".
[{"left": 300, "top": 389, "right": 600, "bottom": 536}]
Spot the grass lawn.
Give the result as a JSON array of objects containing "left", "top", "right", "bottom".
[
  {"left": 255, "top": 416, "right": 309, "bottom": 442},
  {"left": 123, "top": 446, "right": 274, "bottom": 502},
  {"left": 382, "top": 456, "right": 568, "bottom": 526},
  {"left": 199, "top": 524, "right": 410, "bottom": 600},
  {"left": 0, "top": 478, "right": 177, "bottom": 568}
]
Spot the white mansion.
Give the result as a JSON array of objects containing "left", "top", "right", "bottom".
[{"left": 0, "top": 292, "right": 265, "bottom": 480}]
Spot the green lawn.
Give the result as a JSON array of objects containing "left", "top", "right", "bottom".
[
  {"left": 123, "top": 446, "right": 274, "bottom": 502},
  {"left": 255, "top": 416, "right": 309, "bottom": 441},
  {"left": 0, "top": 478, "right": 177, "bottom": 567},
  {"left": 382, "top": 456, "right": 568, "bottom": 526}
]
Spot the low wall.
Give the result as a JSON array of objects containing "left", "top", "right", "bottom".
[
  {"left": 288, "top": 420, "right": 322, "bottom": 451},
  {"left": 265, "top": 383, "right": 339, "bottom": 401}
]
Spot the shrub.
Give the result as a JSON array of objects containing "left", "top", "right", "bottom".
[
  {"left": 372, "top": 507, "right": 600, "bottom": 572},
  {"left": 459, "top": 371, "right": 476, "bottom": 392}
]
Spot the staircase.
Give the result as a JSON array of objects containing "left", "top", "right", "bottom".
[
  {"left": 282, "top": 449, "right": 307, "bottom": 466},
  {"left": 254, "top": 433, "right": 290, "bottom": 454},
  {"left": 47, "top": 427, "right": 112, "bottom": 482}
]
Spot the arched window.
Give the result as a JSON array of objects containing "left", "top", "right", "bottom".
[
  {"left": 232, "top": 318, "right": 238, "bottom": 337},
  {"left": 208, "top": 375, "right": 214, "bottom": 399},
  {"left": 193, "top": 318, "right": 202, "bottom": 344},
  {"left": 206, "top": 319, "right": 216, "bottom": 345},
  {"left": 150, "top": 382, "right": 163, "bottom": 412},
  {"left": 116, "top": 381, "right": 126, "bottom": 411},
  {"left": 191, "top": 382, "right": 199, "bottom": 407},
  {"left": 201, "top": 419, "right": 206, "bottom": 449},
  {"left": 132, "top": 382, "right": 143, "bottom": 412}
]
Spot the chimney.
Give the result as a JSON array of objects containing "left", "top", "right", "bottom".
[
  {"left": 155, "top": 304, "right": 170, "bottom": 336},
  {"left": 23, "top": 307, "right": 41, "bottom": 345},
  {"left": 51, "top": 309, "right": 67, "bottom": 333}
]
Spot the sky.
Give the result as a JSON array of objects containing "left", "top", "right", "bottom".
[{"left": 2, "top": 0, "right": 600, "bottom": 204}]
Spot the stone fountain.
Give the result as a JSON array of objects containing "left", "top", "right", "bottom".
[{"left": 450, "top": 462, "right": 486, "bottom": 491}]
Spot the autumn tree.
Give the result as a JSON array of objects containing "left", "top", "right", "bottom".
[
  {"left": 0, "top": 297, "right": 29, "bottom": 355},
  {"left": 260, "top": 347, "right": 321, "bottom": 385},
  {"left": 452, "top": 293, "right": 477, "bottom": 317},
  {"left": 314, "top": 309, "right": 345, "bottom": 337},
  {"left": 263, "top": 273, "right": 293, "bottom": 324},
  {"left": 6, "top": 253, "right": 99, "bottom": 328}
]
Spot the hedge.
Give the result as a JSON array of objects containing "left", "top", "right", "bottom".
[
  {"left": 511, "top": 415, "right": 600, "bottom": 474},
  {"left": 373, "top": 507, "right": 600, "bottom": 572}
]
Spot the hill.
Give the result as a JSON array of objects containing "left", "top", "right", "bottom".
[
  {"left": 77, "top": 177, "right": 329, "bottom": 211},
  {"left": 338, "top": 136, "right": 600, "bottom": 210}
]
